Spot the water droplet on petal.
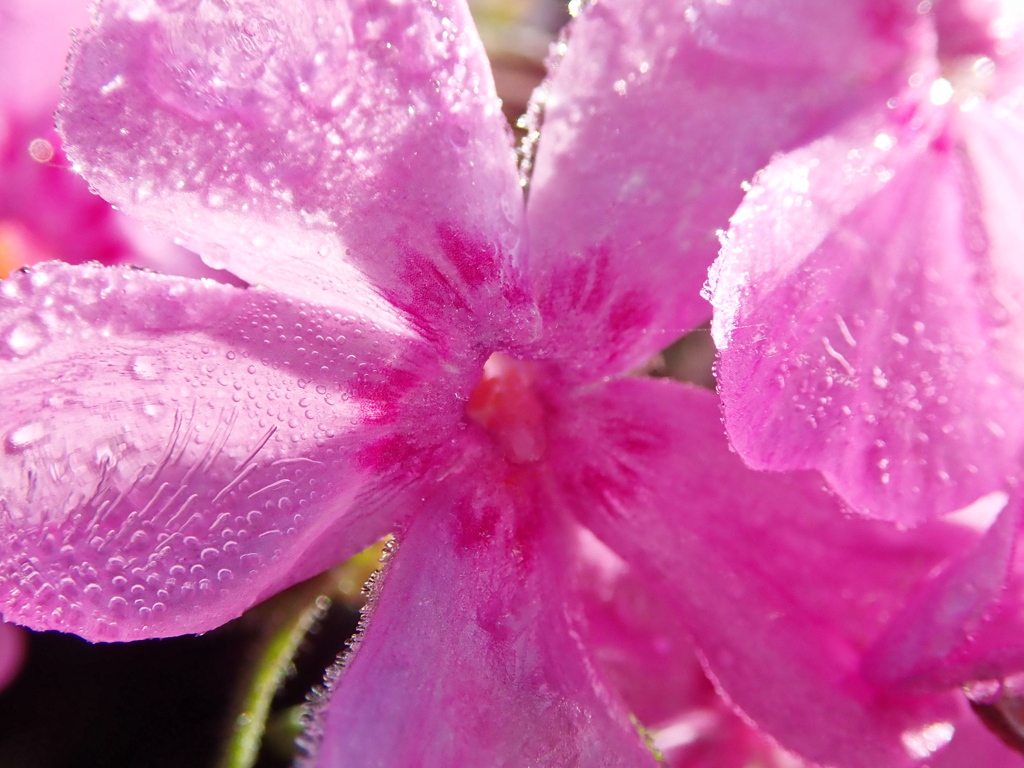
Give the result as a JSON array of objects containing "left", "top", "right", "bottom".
[
  {"left": 900, "top": 722, "right": 955, "bottom": 759},
  {"left": 5, "top": 422, "right": 46, "bottom": 453},
  {"left": 965, "top": 678, "right": 1003, "bottom": 704},
  {"left": 28, "top": 138, "right": 54, "bottom": 163},
  {"left": 131, "top": 355, "right": 161, "bottom": 381},
  {"left": 6, "top": 317, "right": 47, "bottom": 356}
]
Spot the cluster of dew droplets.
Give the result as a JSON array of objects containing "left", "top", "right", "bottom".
[
  {"left": 0, "top": 266, "right": 404, "bottom": 638},
  {"left": 517, "top": 72, "right": 551, "bottom": 190},
  {"left": 146, "top": 1, "right": 291, "bottom": 113},
  {"left": 516, "top": 1, "right": 593, "bottom": 191}
]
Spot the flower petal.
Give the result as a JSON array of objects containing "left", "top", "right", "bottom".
[
  {"left": 867, "top": 491, "right": 1024, "bottom": 691},
  {"left": 301, "top": 485, "right": 658, "bottom": 768},
  {"left": 549, "top": 377, "right": 973, "bottom": 768},
  {"left": 0, "top": 262, "right": 458, "bottom": 640},
  {"left": 574, "top": 530, "right": 805, "bottom": 768},
  {"left": 864, "top": 494, "right": 1022, "bottom": 690},
  {"left": 0, "top": 0, "right": 236, "bottom": 280},
  {"left": 935, "top": 0, "right": 1024, "bottom": 62},
  {"left": 711, "top": 96, "right": 1024, "bottom": 522},
  {"left": 574, "top": 528, "right": 709, "bottom": 730},
  {"left": 1, "top": 112, "right": 227, "bottom": 280},
  {"left": 60, "top": 0, "right": 530, "bottom": 345},
  {"left": 523, "top": 0, "right": 924, "bottom": 380},
  {"left": 927, "top": 709, "right": 1024, "bottom": 768}
]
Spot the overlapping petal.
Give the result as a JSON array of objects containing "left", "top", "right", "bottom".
[
  {"left": 301, "top": 483, "right": 657, "bottom": 768},
  {"left": 523, "top": 0, "right": 924, "bottom": 381},
  {"left": 61, "top": 0, "right": 532, "bottom": 348},
  {"left": 549, "top": 378, "right": 979, "bottom": 768},
  {"left": 928, "top": 712, "right": 1024, "bottom": 768},
  {"left": 0, "top": 263, "right": 461, "bottom": 640},
  {"left": 577, "top": 518, "right": 1024, "bottom": 768},
  {"left": 1, "top": 118, "right": 136, "bottom": 273},
  {"left": 864, "top": 488, "right": 1024, "bottom": 694},
  {"left": 864, "top": 494, "right": 1022, "bottom": 689},
  {"left": 574, "top": 531, "right": 805, "bottom": 768},
  {"left": 0, "top": 0, "right": 132, "bottom": 275},
  {"left": 710, "top": 92, "right": 1024, "bottom": 522}
]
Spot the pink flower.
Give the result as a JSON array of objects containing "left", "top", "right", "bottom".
[
  {"left": 0, "top": 0, "right": 236, "bottom": 277},
  {"left": 577, "top": 526, "right": 1023, "bottom": 768},
  {"left": 0, "top": 0, "right": 1017, "bottom": 764},
  {"left": 707, "top": 0, "right": 1024, "bottom": 698},
  {"left": 709, "top": 0, "right": 1024, "bottom": 526}
]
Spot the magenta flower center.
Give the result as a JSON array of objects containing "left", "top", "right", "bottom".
[{"left": 466, "top": 352, "right": 547, "bottom": 465}]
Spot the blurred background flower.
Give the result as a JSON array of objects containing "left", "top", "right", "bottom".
[{"left": 0, "top": 0, "right": 240, "bottom": 279}]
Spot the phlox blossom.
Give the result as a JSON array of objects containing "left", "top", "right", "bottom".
[
  {"left": 0, "top": 0, "right": 1020, "bottom": 765},
  {"left": 708, "top": 0, "right": 1024, "bottom": 699}
]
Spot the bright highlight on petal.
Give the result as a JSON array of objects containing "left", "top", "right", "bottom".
[{"left": 902, "top": 721, "right": 956, "bottom": 760}]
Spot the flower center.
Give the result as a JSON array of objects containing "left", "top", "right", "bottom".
[{"left": 466, "top": 352, "right": 547, "bottom": 465}]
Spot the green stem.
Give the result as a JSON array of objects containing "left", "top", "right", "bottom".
[
  {"left": 216, "top": 539, "right": 388, "bottom": 768},
  {"left": 216, "top": 575, "right": 334, "bottom": 768}
]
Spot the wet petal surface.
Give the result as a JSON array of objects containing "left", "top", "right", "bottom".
[
  {"left": 61, "top": 0, "right": 530, "bottom": 348},
  {"left": 711, "top": 96, "right": 1024, "bottom": 522},
  {"left": 302, "top": 483, "right": 657, "bottom": 768},
  {"left": 524, "top": 0, "right": 923, "bottom": 380},
  {"left": 0, "top": 263, "right": 458, "bottom": 639},
  {"left": 550, "top": 378, "right": 973, "bottom": 768}
]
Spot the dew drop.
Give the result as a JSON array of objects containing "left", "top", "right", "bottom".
[
  {"left": 901, "top": 721, "right": 954, "bottom": 759},
  {"left": 6, "top": 317, "right": 47, "bottom": 356},
  {"left": 28, "top": 138, "right": 54, "bottom": 163},
  {"left": 965, "top": 678, "right": 1002, "bottom": 704},
  {"left": 5, "top": 422, "right": 46, "bottom": 453},
  {"left": 131, "top": 355, "right": 161, "bottom": 381}
]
